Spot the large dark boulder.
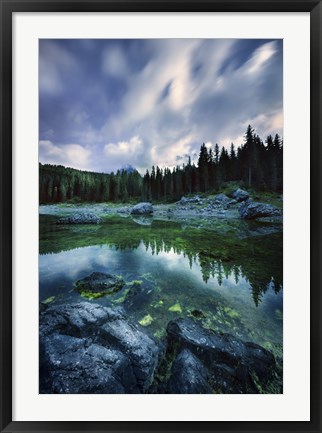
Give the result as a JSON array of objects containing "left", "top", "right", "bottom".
[
  {"left": 75, "top": 272, "right": 125, "bottom": 297},
  {"left": 57, "top": 212, "right": 100, "bottom": 224},
  {"left": 100, "top": 319, "right": 160, "bottom": 391},
  {"left": 130, "top": 202, "right": 153, "bottom": 215},
  {"left": 166, "top": 318, "right": 276, "bottom": 393},
  {"left": 40, "top": 333, "right": 136, "bottom": 394},
  {"left": 167, "top": 349, "right": 213, "bottom": 394},
  {"left": 40, "top": 302, "right": 160, "bottom": 393},
  {"left": 232, "top": 188, "right": 249, "bottom": 202},
  {"left": 239, "top": 201, "right": 282, "bottom": 219}
]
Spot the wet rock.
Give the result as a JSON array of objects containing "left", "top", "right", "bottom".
[
  {"left": 40, "top": 302, "right": 160, "bottom": 393},
  {"left": 75, "top": 272, "right": 125, "bottom": 296},
  {"left": 239, "top": 201, "right": 282, "bottom": 219},
  {"left": 131, "top": 202, "right": 153, "bottom": 215},
  {"left": 167, "top": 318, "right": 276, "bottom": 393},
  {"left": 232, "top": 188, "right": 250, "bottom": 202},
  {"left": 167, "top": 349, "right": 212, "bottom": 394},
  {"left": 40, "top": 333, "right": 136, "bottom": 394},
  {"left": 56, "top": 212, "right": 101, "bottom": 224},
  {"left": 100, "top": 319, "right": 160, "bottom": 390}
]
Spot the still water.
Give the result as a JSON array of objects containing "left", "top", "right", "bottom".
[{"left": 39, "top": 215, "right": 283, "bottom": 358}]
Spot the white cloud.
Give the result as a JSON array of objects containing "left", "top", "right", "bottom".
[
  {"left": 104, "top": 135, "right": 143, "bottom": 157},
  {"left": 244, "top": 41, "right": 277, "bottom": 75},
  {"left": 39, "top": 140, "right": 91, "bottom": 169},
  {"left": 102, "top": 136, "right": 145, "bottom": 172}
]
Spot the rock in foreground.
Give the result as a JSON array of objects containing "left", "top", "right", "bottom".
[
  {"left": 57, "top": 212, "right": 101, "bottom": 224},
  {"left": 166, "top": 318, "right": 276, "bottom": 393},
  {"left": 239, "top": 201, "right": 282, "bottom": 219},
  {"left": 131, "top": 202, "right": 153, "bottom": 215},
  {"left": 40, "top": 302, "right": 160, "bottom": 394}
]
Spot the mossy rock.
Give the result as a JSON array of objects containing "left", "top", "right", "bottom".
[{"left": 75, "top": 272, "right": 125, "bottom": 298}]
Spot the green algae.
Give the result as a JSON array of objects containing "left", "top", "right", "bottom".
[
  {"left": 42, "top": 296, "right": 56, "bottom": 304},
  {"left": 139, "top": 314, "right": 153, "bottom": 326},
  {"left": 112, "top": 288, "right": 130, "bottom": 304},
  {"left": 275, "top": 309, "right": 283, "bottom": 320},
  {"left": 153, "top": 329, "right": 166, "bottom": 339},
  {"left": 223, "top": 307, "right": 240, "bottom": 319},
  {"left": 151, "top": 300, "right": 164, "bottom": 308},
  {"left": 168, "top": 303, "right": 182, "bottom": 313},
  {"left": 80, "top": 291, "right": 106, "bottom": 300}
]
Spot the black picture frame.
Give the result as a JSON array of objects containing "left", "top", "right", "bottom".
[{"left": 0, "top": 1, "right": 321, "bottom": 432}]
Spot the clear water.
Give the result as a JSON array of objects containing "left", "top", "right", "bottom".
[{"left": 39, "top": 214, "right": 283, "bottom": 358}]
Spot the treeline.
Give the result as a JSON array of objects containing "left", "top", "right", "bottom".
[
  {"left": 39, "top": 164, "right": 142, "bottom": 203},
  {"left": 39, "top": 125, "right": 283, "bottom": 204}
]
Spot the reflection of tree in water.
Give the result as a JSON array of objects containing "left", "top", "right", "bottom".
[{"left": 40, "top": 216, "right": 282, "bottom": 306}]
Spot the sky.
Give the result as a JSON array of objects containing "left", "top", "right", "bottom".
[{"left": 39, "top": 39, "right": 283, "bottom": 174}]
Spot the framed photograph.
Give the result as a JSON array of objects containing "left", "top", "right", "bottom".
[{"left": 1, "top": 1, "right": 321, "bottom": 432}]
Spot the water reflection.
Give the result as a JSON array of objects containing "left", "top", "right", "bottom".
[{"left": 40, "top": 215, "right": 282, "bottom": 307}]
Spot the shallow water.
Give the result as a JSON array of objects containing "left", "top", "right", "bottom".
[{"left": 39, "top": 214, "right": 283, "bottom": 358}]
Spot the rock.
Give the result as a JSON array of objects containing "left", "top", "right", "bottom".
[
  {"left": 40, "top": 302, "right": 160, "bottom": 393},
  {"left": 116, "top": 207, "right": 130, "bottom": 214},
  {"left": 75, "top": 272, "right": 125, "bottom": 297},
  {"left": 100, "top": 319, "right": 160, "bottom": 390},
  {"left": 214, "top": 193, "right": 230, "bottom": 203},
  {"left": 239, "top": 201, "right": 282, "bottom": 219},
  {"left": 227, "top": 199, "right": 238, "bottom": 206},
  {"left": 232, "top": 188, "right": 250, "bottom": 202},
  {"left": 166, "top": 318, "right": 276, "bottom": 393},
  {"left": 40, "top": 333, "right": 136, "bottom": 394},
  {"left": 56, "top": 212, "right": 100, "bottom": 224},
  {"left": 179, "top": 195, "right": 203, "bottom": 205},
  {"left": 167, "top": 349, "right": 213, "bottom": 394},
  {"left": 131, "top": 202, "right": 153, "bottom": 215}
]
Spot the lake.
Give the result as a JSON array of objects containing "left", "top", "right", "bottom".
[{"left": 39, "top": 214, "right": 283, "bottom": 359}]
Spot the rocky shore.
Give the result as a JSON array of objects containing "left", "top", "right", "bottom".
[
  {"left": 40, "top": 301, "right": 281, "bottom": 394},
  {"left": 41, "top": 188, "right": 282, "bottom": 226}
]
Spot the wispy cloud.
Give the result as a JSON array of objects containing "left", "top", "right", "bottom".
[{"left": 39, "top": 39, "right": 283, "bottom": 173}]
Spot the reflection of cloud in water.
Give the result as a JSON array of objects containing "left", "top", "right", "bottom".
[{"left": 40, "top": 246, "right": 117, "bottom": 281}]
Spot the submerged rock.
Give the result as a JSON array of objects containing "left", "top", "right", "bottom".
[
  {"left": 131, "top": 202, "right": 153, "bottom": 215},
  {"left": 75, "top": 272, "right": 125, "bottom": 297},
  {"left": 56, "top": 212, "right": 101, "bottom": 224},
  {"left": 40, "top": 302, "right": 160, "bottom": 394},
  {"left": 232, "top": 188, "right": 250, "bottom": 202},
  {"left": 166, "top": 318, "right": 276, "bottom": 393},
  {"left": 239, "top": 201, "right": 282, "bottom": 219},
  {"left": 131, "top": 215, "right": 153, "bottom": 226}
]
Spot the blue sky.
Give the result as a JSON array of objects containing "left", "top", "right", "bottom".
[{"left": 39, "top": 39, "right": 283, "bottom": 174}]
